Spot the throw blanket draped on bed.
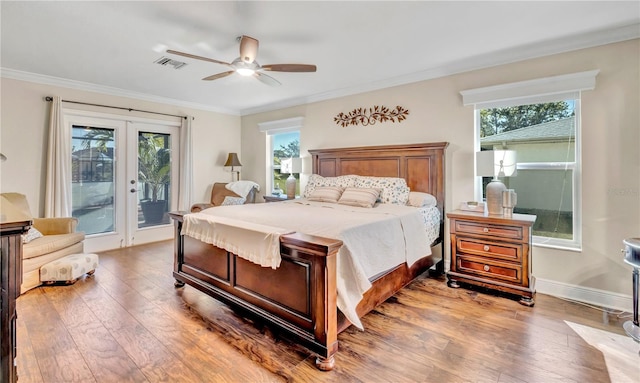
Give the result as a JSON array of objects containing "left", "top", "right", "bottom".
[
  {"left": 183, "top": 199, "right": 431, "bottom": 329},
  {"left": 182, "top": 214, "right": 292, "bottom": 269}
]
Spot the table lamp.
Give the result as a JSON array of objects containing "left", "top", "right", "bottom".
[
  {"left": 281, "top": 157, "right": 302, "bottom": 199},
  {"left": 476, "top": 150, "right": 517, "bottom": 216},
  {"left": 224, "top": 152, "right": 242, "bottom": 181}
]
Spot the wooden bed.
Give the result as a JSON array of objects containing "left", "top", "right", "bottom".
[{"left": 169, "top": 142, "right": 448, "bottom": 370}]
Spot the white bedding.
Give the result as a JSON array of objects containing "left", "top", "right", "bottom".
[{"left": 181, "top": 199, "right": 439, "bottom": 329}]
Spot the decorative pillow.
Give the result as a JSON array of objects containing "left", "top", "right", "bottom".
[
  {"left": 22, "top": 227, "right": 43, "bottom": 244},
  {"left": 221, "top": 196, "right": 246, "bottom": 206},
  {"left": 353, "top": 176, "right": 410, "bottom": 205},
  {"left": 407, "top": 192, "right": 437, "bottom": 208},
  {"left": 307, "top": 186, "right": 344, "bottom": 203},
  {"left": 338, "top": 188, "right": 380, "bottom": 208},
  {"left": 303, "top": 174, "right": 357, "bottom": 198}
]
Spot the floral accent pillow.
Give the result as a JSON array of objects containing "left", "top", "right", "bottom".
[
  {"left": 353, "top": 176, "right": 410, "bottom": 205},
  {"left": 303, "top": 174, "right": 357, "bottom": 198},
  {"left": 22, "top": 227, "right": 43, "bottom": 244},
  {"left": 221, "top": 196, "right": 246, "bottom": 206}
]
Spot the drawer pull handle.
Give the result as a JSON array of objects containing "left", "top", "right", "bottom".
[
  {"left": 483, "top": 227, "right": 489, "bottom": 233},
  {"left": 483, "top": 245, "right": 490, "bottom": 251},
  {"left": 483, "top": 265, "right": 490, "bottom": 272}
]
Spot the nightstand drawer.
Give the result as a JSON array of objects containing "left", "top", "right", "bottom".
[
  {"left": 457, "top": 255, "right": 522, "bottom": 284},
  {"left": 455, "top": 220, "right": 523, "bottom": 240},
  {"left": 456, "top": 238, "right": 522, "bottom": 262}
]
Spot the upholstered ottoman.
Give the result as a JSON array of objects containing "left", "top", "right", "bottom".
[{"left": 40, "top": 253, "right": 99, "bottom": 285}]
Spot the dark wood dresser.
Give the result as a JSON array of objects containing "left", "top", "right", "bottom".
[
  {"left": 446, "top": 210, "right": 536, "bottom": 306},
  {"left": 1, "top": 219, "right": 30, "bottom": 383}
]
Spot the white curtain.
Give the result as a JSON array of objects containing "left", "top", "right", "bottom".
[
  {"left": 44, "top": 96, "right": 72, "bottom": 217},
  {"left": 178, "top": 116, "right": 193, "bottom": 211}
]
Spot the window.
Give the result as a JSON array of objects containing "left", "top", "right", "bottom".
[
  {"left": 269, "top": 131, "right": 300, "bottom": 195},
  {"left": 462, "top": 70, "right": 599, "bottom": 250},
  {"left": 71, "top": 125, "right": 115, "bottom": 235},
  {"left": 478, "top": 101, "right": 578, "bottom": 248},
  {"left": 258, "top": 117, "right": 304, "bottom": 196}
]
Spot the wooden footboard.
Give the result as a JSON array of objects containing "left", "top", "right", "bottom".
[{"left": 170, "top": 211, "right": 343, "bottom": 370}]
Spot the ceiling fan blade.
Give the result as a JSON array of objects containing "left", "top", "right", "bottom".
[
  {"left": 260, "top": 64, "right": 317, "bottom": 72},
  {"left": 239, "top": 35, "right": 259, "bottom": 63},
  {"left": 254, "top": 72, "right": 281, "bottom": 87},
  {"left": 202, "top": 71, "right": 235, "bottom": 81},
  {"left": 167, "top": 49, "right": 231, "bottom": 66}
]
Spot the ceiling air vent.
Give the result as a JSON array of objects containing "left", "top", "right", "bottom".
[{"left": 154, "top": 57, "right": 187, "bottom": 70}]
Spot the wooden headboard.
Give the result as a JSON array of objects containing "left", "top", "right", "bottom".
[{"left": 309, "top": 142, "right": 448, "bottom": 217}]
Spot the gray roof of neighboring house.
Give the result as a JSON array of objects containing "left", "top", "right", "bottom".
[{"left": 480, "top": 116, "right": 575, "bottom": 145}]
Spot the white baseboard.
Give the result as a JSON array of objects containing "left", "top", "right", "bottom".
[{"left": 536, "top": 278, "right": 634, "bottom": 313}]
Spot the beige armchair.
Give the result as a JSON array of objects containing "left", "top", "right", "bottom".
[
  {"left": 190, "top": 182, "right": 258, "bottom": 213},
  {"left": 0, "top": 193, "right": 85, "bottom": 293}
]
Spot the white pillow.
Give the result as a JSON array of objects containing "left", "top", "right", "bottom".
[
  {"left": 338, "top": 188, "right": 380, "bottom": 208},
  {"left": 407, "top": 192, "right": 437, "bottom": 208},
  {"left": 221, "top": 196, "right": 246, "bottom": 206},
  {"left": 307, "top": 186, "right": 344, "bottom": 203},
  {"left": 22, "top": 227, "right": 43, "bottom": 244}
]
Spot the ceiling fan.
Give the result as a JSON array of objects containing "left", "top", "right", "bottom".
[{"left": 167, "top": 35, "right": 317, "bottom": 86}]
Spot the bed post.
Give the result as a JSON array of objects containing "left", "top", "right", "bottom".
[
  {"left": 280, "top": 233, "right": 341, "bottom": 370},
  {"left": 170, "top": 211, "right": 186, "bottom": 287}
]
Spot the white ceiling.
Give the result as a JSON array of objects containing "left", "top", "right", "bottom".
[{"left": 2, "top": 1, "right": 639, "bottom": 116}]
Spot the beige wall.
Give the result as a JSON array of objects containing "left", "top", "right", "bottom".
[
  {"left": 1, "top": 39, "right": 637, "bottom": 302},
  {"left": 0, "top": 78, "right": 241, "bottom": 216},
  {"left": 241, "top": 39, "right": 640, "bottom": 299}
]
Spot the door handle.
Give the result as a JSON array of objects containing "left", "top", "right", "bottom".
[{"left": 130, "top": 188, "right": 136, "bottom": 193}]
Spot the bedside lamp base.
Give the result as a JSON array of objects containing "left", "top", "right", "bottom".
[
  {"left": 486, "top": 178, "right": 506, "bottom": 216},
  {"left": 285, "top": 174, "right": 296, "bottom": 199}
]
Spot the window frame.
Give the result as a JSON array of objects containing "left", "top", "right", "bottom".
[
  {"left": 463, "top": 71, "right": 597, "bottom": 252},
  {"left": 474, "top": 103, "right": 582, "bottom": 251},
  {"left": 258, "top": 117, "right": 304, "bottom": 196},
  {"left": 266, "top": 131, "right": 300, "bottom": 194}
]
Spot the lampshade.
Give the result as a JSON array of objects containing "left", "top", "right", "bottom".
[
  {"left": 476, "top": 150, "right": 517, "bottom": 178},
  {"left": 280, "top": 158, "right": 302, "bottom": 174},
  {"left": 224, "top": 153, "right": 242, "bottom": 167},
  {"left": 224, "top": 153, "right": 242, "bottom": 181}
]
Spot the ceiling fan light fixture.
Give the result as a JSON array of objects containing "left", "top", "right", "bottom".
[
  {"left": 236, "top": 68, "right": 256, "bottom": 76},
  {"left": 168, "top": 34, "right": 316, "bottom": 85}
]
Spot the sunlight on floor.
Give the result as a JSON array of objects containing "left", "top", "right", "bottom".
[{"left": 565, "top": 321, "right": 640, "bottom": 383}]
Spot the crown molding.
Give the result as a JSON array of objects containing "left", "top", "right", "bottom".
[
  {"left": 0, "top": 68, "right": 240, "bottom": 116},
  {"left": 241, "top": 23, "right": 640, "bottom": 116}
]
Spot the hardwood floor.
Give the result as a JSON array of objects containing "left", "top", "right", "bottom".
[{"left": 15, "top": 240, "right": 635, "bottom": 383}]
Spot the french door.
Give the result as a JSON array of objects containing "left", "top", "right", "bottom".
[{"left": 66, "top": 111, "right": 180, "bottom": 252}]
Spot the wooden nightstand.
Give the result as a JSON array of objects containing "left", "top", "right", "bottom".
[
  {"left": 446, "top": 210, "right": 536, "bottom": 306},
  {"left": 263, "top": 195, "right": 297, "bottom": 203}
]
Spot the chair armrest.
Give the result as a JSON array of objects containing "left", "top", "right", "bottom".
[
  {"left": 33, "top": 217, "right": 79, "bottom": 235},
  {"left": 190, "top": 203, "right": 214, "bottom": 213}
]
